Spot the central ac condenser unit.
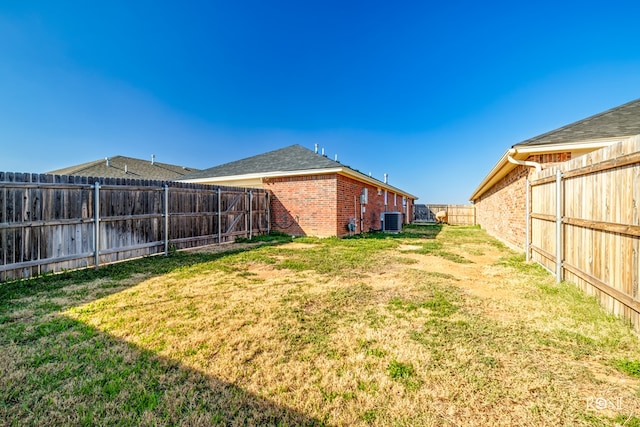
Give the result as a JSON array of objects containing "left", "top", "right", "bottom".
[{"left": 382, "top": 212, "right": 403, "bottom": 233}]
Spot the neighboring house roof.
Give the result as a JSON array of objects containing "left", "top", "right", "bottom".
[
  {"left": 181, "top": 144, "right": 418, "bottom": 199},
  {"left": 470, "top": 98, "right": 640, "bottom": 201},
  {"left": 48, "top": 155, "right": 200, "bottom": 180},
  {"left": 183, "top": 144, "right": 341, "bottom": 179}
]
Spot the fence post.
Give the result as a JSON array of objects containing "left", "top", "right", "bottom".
[
  {"left": 556, "top": 169, "right": 563, "bottom": 282},
  {"left": 249, "top": 190, "right": 253, "bottom": 240},
  {"left": 244, "top": 189, "right": 249, "bottom": 239},
  {"left": 94, "top": 181, "right": 100, "bottom": 270},
  {"left": 266, "top": 192, "right": 271, "bottom": 234},
  {"left": 526, "top": 178, "right": 531, "bottom": 262},
  {"left": 217, "top": 187, "right": 222, "bottom": 245},
  {"left": 164, "top": 184, "right": 169, "bottom": 255}
]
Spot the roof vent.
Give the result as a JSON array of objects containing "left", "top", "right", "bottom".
[
  {"left": 322, "top": 147, "right": 325, "bottom": 156},
  {"left": 384, "top": 173, "right": 388, "bottom": 184},
  {"left": 151, "top": 154, "right": 155, "bottom": 165},
  {"left": 314, "top": 143, "right": 319, "bottom": 154},
  {"left": 124, "top": 164, "right": 128, "bottom": 174},
  {"left": 334, "top": 154, "right": 338, "bottom": 162},
  {"left": 105, "top": 157, "right": 110, "bottom": 167}
]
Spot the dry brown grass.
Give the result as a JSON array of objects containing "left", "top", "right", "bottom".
[{"left": 2, "top": 225, "right": 640, "bottom": 426}]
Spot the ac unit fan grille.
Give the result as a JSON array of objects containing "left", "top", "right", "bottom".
[{"left": 382, "top": 212, "right": 402, "bottom": 233}]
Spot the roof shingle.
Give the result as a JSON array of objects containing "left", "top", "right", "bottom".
[
  {"left": 516, "top": 98, "right": 640, "bottom": 147},
  {"left": 48, "top": 156, "right": 199, "bottom": 180},
  {"left": 181, "top": 144, "right": 343, "bottom": 180}
]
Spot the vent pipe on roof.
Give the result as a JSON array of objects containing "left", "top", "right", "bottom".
[
  {"left": 322, "top": 147, "right": 325, "bottom": 156},
  {"left": 314, "top": 144, "right": 319, "bottom": 154},
  {"left": 384, "top": 173, "right": 388, "bottom": 184},
  {"left": 335, "top": 154, "right": 338, "bottom": 162},
  {"left": 105, "top": 157, "right": 110, "bottom": 167},
  {"left": 151, "top": 154, "right": 155, "bottom": 165},
  {"left": 124, "top": 164, "right": 128, "bottom": 174}
]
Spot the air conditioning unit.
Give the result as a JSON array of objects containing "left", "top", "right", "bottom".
[{"left": 382, "top": 212, "right": 403, "bottom": 233}]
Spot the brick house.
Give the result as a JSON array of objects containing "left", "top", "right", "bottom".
[
  {"left": 470, "top": 98, "right": 640, "bottom": 250},
  {"left": 180, "top": 144, "right": 417, "bottom": 237}
]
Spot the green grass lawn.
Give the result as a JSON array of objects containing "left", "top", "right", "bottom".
[{"left": 1, "top": 224, "right": 639, "bottom": 426}]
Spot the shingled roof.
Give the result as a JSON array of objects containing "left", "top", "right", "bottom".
[
  {"left": 181, "top": 144, "right": 418, "bottom": 199},
  {"left": 471, "top": 97, "right": 640, "bottom": 201},
  {"left": 182, "top": 144, "right": 345, "bottom": 180},
  {"left": 516, "top": 97, "right": 640, "bottom": 147},
  {"left": 48, "top": 155, "right": 199, "bottom": 180}
]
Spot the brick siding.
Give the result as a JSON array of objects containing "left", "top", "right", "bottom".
[
  {"left": 265, "top": 173, "right": 413, "bottom": 237},
  {"left": 474, "top": 153, "right": 570, "bottom": 250}
]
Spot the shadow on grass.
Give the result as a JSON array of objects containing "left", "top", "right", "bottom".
[
  {"left": 0, "top": 239, "right": 323, "bottom": 425},
  {"left": 1, "top": 313, "right": 324, "bottom": 426}
]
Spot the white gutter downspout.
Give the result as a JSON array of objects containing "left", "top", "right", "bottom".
[{"left": 507, "top": 148, "right": 542, "bottom": 172}]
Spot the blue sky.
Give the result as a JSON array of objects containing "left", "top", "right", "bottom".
[{"left": 1, "top": 1, "right": 640, "bottom": 203}]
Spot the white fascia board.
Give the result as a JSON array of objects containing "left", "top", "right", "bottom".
[
  {"left": 182, "top": 167, "right": 418, "bottom": 200},
  {"left": 338, "top": 168, "right": 418, "bottom": 200},
  {"left": 470, "top": 137, "right": 626, "bottom": 201},
  {"left": 469, "top": 152, "right": 511, "bottom": 202},
  {"left": 512, "top": 138, "right": 623, "bottom": 156}
]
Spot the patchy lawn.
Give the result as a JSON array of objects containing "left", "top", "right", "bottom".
[{"left": 1, "top": 225, "right": 639, "bottom": 426}]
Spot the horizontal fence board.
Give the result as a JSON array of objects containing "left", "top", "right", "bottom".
[
  {"left": 414, "top": 204, "right": 476, "bottom": 225},
  {"left": 528, "top": 134, "right": 640, "bottom": 331},
  {"left": 0, "top": 173, "right": 269, "bottom": 282}
]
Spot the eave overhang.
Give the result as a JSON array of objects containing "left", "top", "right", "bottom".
[
  {"left": 469, "top": 137, "right": 625, "bottom": 202},
  {"left": 181, "top": 167, "right": 419, "bottom": 200}
]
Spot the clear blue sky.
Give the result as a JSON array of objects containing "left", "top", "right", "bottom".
[{"left": 2, "top": 1, "right": 640, "bottom": 203}]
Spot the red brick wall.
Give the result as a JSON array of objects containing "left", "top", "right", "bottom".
[
  {"left": 336, "top": 176, "right": 401, "bottom": 234},
  {"left": 474, "top": 165, "right": 530, "bottom": 250},
  {"left": 474, "top": 152, "right": 570, "bottom": 250},
  {"left": 265, "top": 173, "right": 414, "bottom": 237},
  {"left": 265, "top": 174, "right": 338, "bottom": 237}
]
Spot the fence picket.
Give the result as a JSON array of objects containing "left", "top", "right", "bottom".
[
  {"left": 0, "top": 174, "right": 269, "bottom": 281},
  {"left": 529, "top": 135, "right": 640, "bottom": 330}
]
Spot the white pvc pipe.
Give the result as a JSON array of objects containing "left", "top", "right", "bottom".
[{"left": 507, "top": 148, "right": 542, "bottom": 172}]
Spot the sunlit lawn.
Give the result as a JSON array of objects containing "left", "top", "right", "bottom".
[{"left": 1, "top": 225, "right": 640, "bottom": 426}]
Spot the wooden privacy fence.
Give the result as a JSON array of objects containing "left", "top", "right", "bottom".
[
  {"left": 0, "top": 172, "right": 269, "bottom": 282},
  {"left": 414, "top": 204, "right": 476, "bottom": 225},
  {"left": 528, "top": 135, "right": 640, "bottom": 329}
]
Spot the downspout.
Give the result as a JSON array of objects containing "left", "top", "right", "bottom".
[{"left": 507, "top": 148, "right": 542, "bottom": 172}]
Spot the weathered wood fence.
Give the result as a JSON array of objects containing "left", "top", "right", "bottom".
[
  {"left": 0, "top": 172, "right": 269, "bottom": 282},
  {"left": 414, "top": 204, "right": 476, "bottom": 225},
  {"left": 528, "top": 135, "right": 640, "bottom": 329}
]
